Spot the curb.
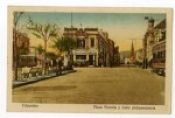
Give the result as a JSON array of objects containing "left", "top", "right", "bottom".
[{"left": 13, "top": 70, "right": 76, "bottom": 88}]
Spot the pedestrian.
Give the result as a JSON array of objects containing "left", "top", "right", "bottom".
[{"left": 57, "top": 57, "right": 63, "bottom": 75}]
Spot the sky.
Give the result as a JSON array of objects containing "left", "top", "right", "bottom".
[{"left": 17, "top": 12, "right": 166, "bottom": 52}]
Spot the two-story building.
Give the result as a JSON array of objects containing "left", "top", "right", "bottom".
[
  {"left": 143, "top": 18, "right": 166, "bottom": 69},
  {"left": 63, "top": 27, "right": 115, "bottom": 67}
]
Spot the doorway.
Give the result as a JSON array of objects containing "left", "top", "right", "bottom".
[{"left": 89, "top": 55, "right": 93, "bottom": 65}]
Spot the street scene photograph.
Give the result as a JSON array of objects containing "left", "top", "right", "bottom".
[{"left": 9, "top": 7, "right": 168, "bottom": 106}]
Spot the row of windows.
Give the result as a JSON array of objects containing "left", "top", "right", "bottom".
[
  {"left": 155, "top": 30, "right": 166, "bottom": 42},
  {"left": 76, "top": 55, "right": 86, "bottom": 60},
  {"left": 153, "top": 51, "right": 165, "bottom": 59},
  {"left": 18, "top": 56, "right": 37, "bottom": 67},
  {"left": 77, "top": 38, "right": 95, "bottom": 48}
]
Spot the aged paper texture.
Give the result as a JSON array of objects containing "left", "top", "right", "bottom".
[{"left": 7, "top": 6, "right": 173, "bottom": 113}]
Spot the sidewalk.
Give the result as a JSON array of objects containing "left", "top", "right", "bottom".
[{"left": 13, "top": 69, "right": 76, "bottom": 88}]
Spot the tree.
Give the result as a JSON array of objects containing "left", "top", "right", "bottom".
[
  {"left": 53, "top": 37, "right": 76, "bottom": 52},
  {"left": 36, "top": 44, "right": 44, "bottom": 55},
  {"left": 26, "top": 17, "right": 59, "bottom": 74},
  {"left": 53, "top": 37, "right": 76, "bottom": 69}
]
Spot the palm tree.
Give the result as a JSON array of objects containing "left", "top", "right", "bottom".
[
  {"left": 26, "top": 17, "right": 59, "bottom": 74},
  {"left": 36, "top": 44, "right": 44, "bottom": 67},
  {"left": 53, "top": 37, "right": 76, "bottom": 69}
]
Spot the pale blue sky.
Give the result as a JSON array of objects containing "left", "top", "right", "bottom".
[{"left": 18, "top": 12, "right": 166, "bottom": 51}]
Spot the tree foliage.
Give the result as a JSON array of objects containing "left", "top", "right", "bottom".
[
  {"left": 53, "top": 37, "right": 76, "bottom": 52},
  {"left": 36, "top": 44, "right": 44, "bottom": 54},
  {"left": 26, "top": 16, "right": 59, "bottom": 41},
  {"left": 46, "top": 52, "right": 57, "bottom": 60},
  {"left": 26, "top": 17, "right": 60, "bottom": 74}
]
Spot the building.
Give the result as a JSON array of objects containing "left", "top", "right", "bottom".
[
  {"left": 63, "top": 27, "right": 115, "bottom": 67},
  {"left": 154, "top": 19, "right": 166, "bottom": 42},
  {"left": 152, "top": 19, "right": 166, "bottom": 75},
  {"left": 135, "top": 49, "right": 143, "bottom": 66},
  {"left": 108, "top": 39, "right": 115, "bottom": 67},
  {"left": 13, "top": 31, "right": 30, "bottom": 68},
  {"left": 143, "top": 18, "right": 155, "bottom": 68},
  {"left": 113, "top": 46, "right": 120, "bottom": 66},
  {"left": 143, "top": 18, "right": 166, "bottom": 69},
  {"left": 14, "top": 31, "right": 30, "bottom": 55}
]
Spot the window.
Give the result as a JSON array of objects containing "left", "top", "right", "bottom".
[
  {"left": 77, "top": 38, "right": 85, "bottom": 48},
  {"left": 162, "top": 51, "right": 165, "bottom": 58},
  {"left": 90, "top": 38, "right": 95, "bottom": 47},
  {"left": 153, "top": 53, "right": 156, "bottom": 59},
  {"left": 76, "top": 55, "right": 86, "bottom": 61}
]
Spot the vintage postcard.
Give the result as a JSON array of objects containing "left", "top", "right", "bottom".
[{"left": 7, "top": 6, "right": 173, "bottom": 113}]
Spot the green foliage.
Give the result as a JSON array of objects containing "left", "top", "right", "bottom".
[
  {"left": 53, "top": 37, "right": 76, "bottom": 52},
  {"left": 46, "top": 52, "right": 57, "bottom": 60},
  {"left": 36, "top": 44, "right": 44, "bottom": 54},
  {"left": 26, "top": 16, "right": 60, "bottom": 74},
  {"left": 32, "top": 32, "right": 42, "bottom": 39}
]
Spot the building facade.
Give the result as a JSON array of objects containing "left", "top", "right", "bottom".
[
  {"left": 63, "top": 27, "right": 115, "bottom": 67},
  {"left": 152, "top": 19, "right": 166, "bottom": 75},
  {"left": 113, "top": 46, "right": 120, "bottom": 66},
  {"left": 143, "top": 18, "right": 166, "bottom": 69},
  {"left": 13, "top": 31, "right": 30, "bottom": 68},
  {"left": 143, "top": 18, "right": 155, "bottom": 68}
]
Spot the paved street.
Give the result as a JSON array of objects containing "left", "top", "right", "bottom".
[{"left": 13, "top": 67, "right": 165, "bottom": 105}]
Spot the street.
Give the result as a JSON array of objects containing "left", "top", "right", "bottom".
[{"left": 13, "top": 67, "right": 165, "bottom": 105}]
